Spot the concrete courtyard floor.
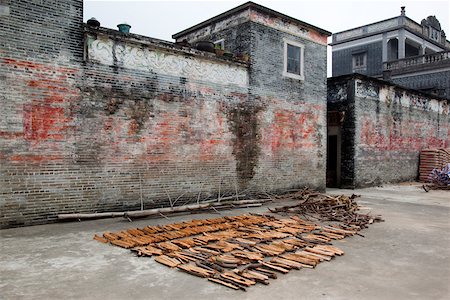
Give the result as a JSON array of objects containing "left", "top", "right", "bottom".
[{"left": 1, "top": 183, "right": 449, "bottom": 300}]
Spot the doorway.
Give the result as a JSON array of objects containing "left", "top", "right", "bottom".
[{"left": 327, "top": 126, "right": 341, "bottom": 188}]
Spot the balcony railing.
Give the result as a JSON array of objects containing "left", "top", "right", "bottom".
[{"left": 383, "top": 51, "right": 450, "bottom": 71}]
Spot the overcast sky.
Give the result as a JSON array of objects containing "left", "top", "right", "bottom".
[{"left": 83, "top": 0, "right": 449, "bottom": 76}]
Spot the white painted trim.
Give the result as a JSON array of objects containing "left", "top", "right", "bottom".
[
  {"left": 283, "top": 38, "right": 304, "bottom": 81},
  {"left": 404, "top": 31, "right": 443, "bottom": 52},
  {"left": 332, "top": 30, "right": 446, "bottom": 53},
  {"left": 386, "top": 31, "right": 399, "bottom": 40},
  {"left": 332, "top": 34, "right": 383, "bottom": 51}
]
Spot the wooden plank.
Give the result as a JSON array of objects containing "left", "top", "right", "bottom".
[
  {"left": 177, "top": 264, "right": 214, "bottom": 278},
  {"left": 261, "top": 262, "right": 289, "bottom": 274},
  {"left": 110, "top": 239, "right": 136, "bottom": 249},
  {"left": 255, "top": 268, "right": 278, "bottom": 279},
  {"left": 280, "top": 254, "right": 317, "bottom": 267},
  {"left": 305, "top": 247, "right": 334, "bottom": 258},
  {"left": 301, "top": 250, "right": 331, "bottom": 261},
  {"left": 221, "top": 272, "right": 256, "bottom": 287},
  {"left": 93, "top": 234, "right": 108, "bottom": 243},
  {"left": 208, "top": 278, "right": 240, "bottom": 290},
  {"left": 154, "top": 255, "right": 181, "bottom": 268}
]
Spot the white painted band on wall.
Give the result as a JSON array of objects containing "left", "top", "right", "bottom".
[{"left": 86, "top": 35, "right": 249, "bottom": 88}]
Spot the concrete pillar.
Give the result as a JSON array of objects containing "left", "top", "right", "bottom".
[
  {"left": 382, "top": 33, "right": 388, "bottom": 62},
  {"left": 398, "top": 29, "right": 405, "bottom": 59},
  {"left": 420, "top": 45, "right": 426, "bottom": 63},
  {"left": 420, "top": 45, "right": 426, "bottom": 55}
]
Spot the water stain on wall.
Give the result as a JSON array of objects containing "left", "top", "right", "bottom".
[{"left": 226, "top": 102, "right": 263, "bottom": 189}]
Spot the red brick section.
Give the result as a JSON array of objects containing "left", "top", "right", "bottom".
[
  {"left": 359, "top": 116, "right": 448, "bottom": 151},
  {"left": 0, "top": 58, "right": 79, "bottom": 163}
]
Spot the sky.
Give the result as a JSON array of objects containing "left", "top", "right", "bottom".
[{"left": 83, "top": 0, "right": 450, "bottom": 76}]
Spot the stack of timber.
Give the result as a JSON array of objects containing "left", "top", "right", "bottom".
[
  {"left": 94, "top": 207, "right": 380, "bottom": 291},
  {"left": 419, "top": 148, "right": 450, "bottom": 183},
  {"left": 268, "top": 188, "right": 383, "bottom": 230}
]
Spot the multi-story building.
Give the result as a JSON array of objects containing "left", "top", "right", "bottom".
[{"left": 331, "top": 7, "right": 450, "bottom": 98}]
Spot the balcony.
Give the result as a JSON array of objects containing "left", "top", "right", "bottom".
[{"left": 383, "top": 51, "right": 450, "bottom": 75}]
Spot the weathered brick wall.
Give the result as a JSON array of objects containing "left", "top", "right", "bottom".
[
  {"left": 328, "top": 75, "right": 449, "bottom": 188},
  {"left": 0, "top": 27, "right": 251, "bottom": 227},
  {"left": 176, "top": 7, "right": 329, "bottom": 192},
  {"left": 79, "top": 28, "right": 250, "bottom": 212},
  {"left": 0, "top": 0, "right": 84, "bottom": 227},
  {"left": 331, "top": 76, "right": 449, "bottom": 188},
  {"left": 0, "top": 1, "right": 329, "bottom": 228},
  {"left": 247, "top": 21, "right": 327, "bottom": 191}
]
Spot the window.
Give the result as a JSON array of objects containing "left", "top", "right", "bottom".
[
  {"left": 352, "top": 52, "right": 367, "bottom": 72},
  {"left": 430, "top": 29, "right": 440, "bottom": 42},
  {"left": 283, "top": 39, "right": 304, "bottom": 80},
  {"left": 213, "top": 39, "right": 225, "bottom": 50}
]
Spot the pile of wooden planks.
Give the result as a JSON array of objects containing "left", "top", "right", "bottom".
[
  {"left": 419, "top": 148, "right": 450, "bottom": 183},
  {"left": 268, "top": 188, "right": 383, "bottom": 229},
  {"left": 94, "top": 212, "right": 374, "bottom": 291}
]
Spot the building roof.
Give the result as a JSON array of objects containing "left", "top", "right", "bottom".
[
  {"left": 172, "top": 1, "right": 331, "bottom": 39},
  {"left": 330, "top": 13, "right": 449, "bottom": 49}
]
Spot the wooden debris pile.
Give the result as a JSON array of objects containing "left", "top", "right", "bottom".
[
  {"left": 94, "top": 211, "right": 376, "bottom": 291},
  {"left": 268, "top": 188, "right": 384, "bottom": 230}
]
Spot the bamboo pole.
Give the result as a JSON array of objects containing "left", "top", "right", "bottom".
[{"left": 57, "top": 199, "right": 271, "bottom": 221}]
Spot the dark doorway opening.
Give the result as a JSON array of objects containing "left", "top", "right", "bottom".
[{"left": 327, "top": 135, "right": 338, "bottom": 187}]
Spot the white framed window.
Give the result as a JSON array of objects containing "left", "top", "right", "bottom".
[
  {"left": 430, "top": 28, "right": 440, "bottom": 42},
  {"left": 352, "top": 52, "right": 367, "bottom": 71},
  {"left": 213, "top": 39, "right": 225, "bottom": 50},
  {"left": 283, "top": 39, "right": 304, "bottom": 80}
]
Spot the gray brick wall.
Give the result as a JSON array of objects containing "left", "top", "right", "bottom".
[
  {"left": 0, "top": 0, "right": 83, "bottom": 63},
  {"left": 391, "top": 70, "right": 450, "bottom": 99},
  {"left": 332, "top": 41, "right": 383, "bottom": 77}
]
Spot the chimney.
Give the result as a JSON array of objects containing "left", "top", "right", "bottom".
[{"left": 400, "top": 6, "right": 406, "bottom": 16}]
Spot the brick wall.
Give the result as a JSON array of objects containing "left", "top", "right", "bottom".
[
  {"left": 0, "top": 0, "right": 84, "bottom": 227},
  {"left": 328, "top": 74, "right": 449, "bottom": 188},
  {"left": 0, "top": 1, "right": 329, "bottom": 228},
  {"left": 247, "top": 21, "right": 327, "bottom": 191},
  {"left": 391, "top": 70, "right": 450, "bottom": 99},
  {"left": 332, "top": 41, "right": 383, "bottom": 77},
  {"left": 176, "top": 7, "right": 329, "bottom": 192}
]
